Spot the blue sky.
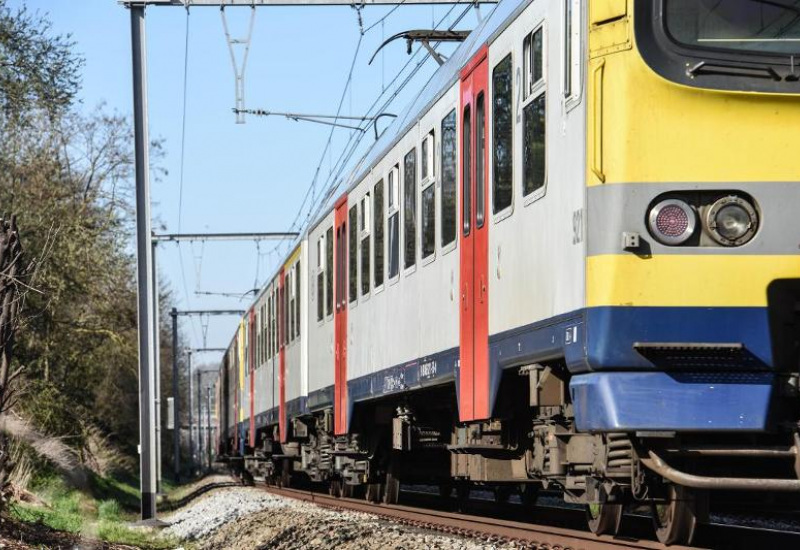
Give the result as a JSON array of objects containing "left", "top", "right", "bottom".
[{"left": 12, "top": 0, "right": 481, "bottom": 360}]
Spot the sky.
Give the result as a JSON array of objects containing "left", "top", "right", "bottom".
[{"left": 11, "top": 0, "right": 483, "bottom": 363}]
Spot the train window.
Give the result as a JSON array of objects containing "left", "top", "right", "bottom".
[
  {"left": 492, "top": 54, "right": 513, "bottom": 214},
  {"left": 271, "top": 290, "right": 276, "bottom": 355},
  {"left": 267, "top": 294, "right": 272, "bottom": 358},
  {"left": 404, "top": 148, "right": 417, "bottom": 270},
  {"left": 317, "top": 236, "right": 324, "bottom": 322},
  {"left": 349, "top": 205, "right": 358, "bottom": 303},
  {"left": 421, "top": 183, "right": 435, "bottom": 259},
  {"left": 523, "top": 24, "right": 547, "bottom": 198},
  {"left": 563, "top": 0, "right": 581, "bottom": 103},
  {"left": 388, "top": 166, "right": 400, "bottom": 280},
  {"left": 289, "top": 270, "right": 295, "bottom": 342},
  {"left": 462, "top": 105, "right": 471, "bottom": 236},
  {"left": 295, "top": 261, "right": 301, "bottom": 339},
  {"left": 441, "top": 109, "right": 457, "bottom": 248},
  {"left": 373, "top": 180, "right": 384, "bottom": 288},
  {"left": 284, "top": 274, "right": 289, "bottom": 346},
  {"left": 524, "top": 26, "right": 544, "bottom": 99},
  {"left": 523, "top": 94, "right": 546, "bottom": 196},
  {"left": 361, "top": 193, "right": 370, "bottom": 296},
  {"left": 421, "top": 131, "right": 434, "bottom": 183},
  {"left": 325, "top": 227, "right": 333, "bottom": 317},
  {"left": 476, "top": 93, "right": 485, "bottom": 228}
]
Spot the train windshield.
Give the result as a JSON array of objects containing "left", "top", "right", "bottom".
[{"left": 666, "top": 0, "right": 800, "bottom": 55}]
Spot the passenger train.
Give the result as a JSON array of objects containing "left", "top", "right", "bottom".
[{"left": 215, "top": 0, "right": 800, "bottom": 544}]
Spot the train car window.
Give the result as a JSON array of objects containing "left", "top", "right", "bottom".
[
  {"left": 524, "top": 27, "right": 544, "bottom": 99},
  {"left": 284, "top": 274, "right": 290, "bottom": 346},
  {"left": 361, "top": 194, "right": 370, "bottom": 296},
  {"left": 441, "top": 109, "right": 457, "bottom": 247},
  {"left": 271, "top": 290, "right": 276, "bottom": 356},
  {"left": 462, "top": 105, "right": 471, "bottom": 236},
  {"left": 421, "top": 131, "right": 434, "bottom": 183},
  {"left": 404, "top": 148, "right": 417, "bottom": 270},
  {"left": 492, "top": 54, "right": 513, "bottom": 214},
  {"left": 523, "top": 25, "right": 547, "bottom": 198},
  {"left": 267, "top": 293, "right": 272, "bottom": 357},
  {"left": 349, "top": 205, "right": 358, "bottom": 303},
  {"left": 476, "top": 93, "right": 485, "bottom": 228},
  {"left": 388, "top": 166, "right": 400, "bottom": 280},
  {"left": 290, "top": 269, "right": 296, "bottom": 342},
  {"left": 295, "top": 261, "right": 301, "bottom": 339},
  {"left": 373, "top": 181, "right": 384, "bottom": 288},
  {"left": 317, "top": 237, "right": 324, "bottom": 322},
  {"left": 421, "top": 183, "right": 436, "bottom": 259},
  {"left": 325, "top": 227, "right": 333, "bottom": 317}
]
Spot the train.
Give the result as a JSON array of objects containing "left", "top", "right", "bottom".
[{"left": 214, "top": 0, "right": 800, "bottom": 545}]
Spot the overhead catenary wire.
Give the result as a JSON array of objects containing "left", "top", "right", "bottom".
[
  {"left": 302, "top": 2, "right": 474, "bottom": 228},
  {"left": 175, "top": 7, "right": 203, "bottom": 345}
]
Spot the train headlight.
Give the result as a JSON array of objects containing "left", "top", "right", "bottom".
[
  {"left": 706, "top": 195, "right": 758, "bottom": 246},
  {"left": 647, "top": 199, "right": 697, "bottom": 245}
]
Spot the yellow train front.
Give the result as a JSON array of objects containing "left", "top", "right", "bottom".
[{"left": 575, "top": 0, "right": 800, "bottom": 543}]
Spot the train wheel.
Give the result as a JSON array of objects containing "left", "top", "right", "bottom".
[
  {"left": 494, "top": 485, "right": 512, "bottom": 504},
  {"left": 383, "top": 472, "right": 400, "bottom": 505},
  {"left": 365, "top": 482, "right": 382, "bottom": 503},
  {"left": 456, "top": 483, "right": 470, "bottom": 512},
  {"left": 652, "top": 485, "right": 704, "bottom": 546},
  {"left": 438, "top": 482, "right": 453, "bottom": 501},
  {"left": 520, "top": 484, "right": 539, "bottom": 508},
  {"left": 586, "top": 503, "right": 623, "bottom": 536},
  {"left": 341, "top": 483, "right": 354, "bottom": 498},
  {"left": 280, "top": 468, "right": 291, "bottom": 489}
]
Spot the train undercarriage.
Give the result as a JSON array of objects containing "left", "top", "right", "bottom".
[{"left": 228, "top": 362, "right": 800, "bottom": 546}]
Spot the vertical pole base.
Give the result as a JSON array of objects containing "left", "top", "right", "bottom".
[{"left": 141, "top": 492, "right": 157, "bottom": 520}]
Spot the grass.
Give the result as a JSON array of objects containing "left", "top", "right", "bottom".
[{"left": 10, "top": 474, "right": 182, "bottom": 549}]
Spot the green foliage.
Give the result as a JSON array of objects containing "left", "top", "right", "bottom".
[
  {"left": 96, "top": 520, "right": 180, "bottom": 550},
  {"left": 0, "top": 0, "right": 83, "bottom": 119},
  {"left": 10, "top": 494, "right": 84, "bottom": 534},
  {"left": 0, "top": 0, "right": 178, "bottom": 473}
]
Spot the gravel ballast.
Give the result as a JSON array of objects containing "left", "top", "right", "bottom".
[{"left": 163, "top": 486, "right": 520, "bottom": 549}]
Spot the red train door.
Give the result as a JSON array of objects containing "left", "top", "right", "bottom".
[
  {"left": 278, "top": 268, "right": 287, "bottom": 443},
  {"left": 459, "top": 46, "right": 490, "bottom": 423},
  {"left": 334, "top": 197, "right": 349, "bottom": 435}
]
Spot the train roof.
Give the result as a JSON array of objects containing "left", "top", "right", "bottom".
[{"left": 308, "top": 0, "right": 530, "bottom": 233}]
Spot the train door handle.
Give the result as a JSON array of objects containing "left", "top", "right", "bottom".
[
  {"left": 479, "top": 276, "right": 486, "bottom": 303},
  {"left": 592, "top": 58, "right": 606, "bottom": 183},
  {"left": 462, "top": 283, "right": 468, "bottom": 310}
]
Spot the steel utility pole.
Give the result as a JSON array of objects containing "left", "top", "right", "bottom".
[
  {"left": 187, "top": 350, "right": 193, "bottom": 474},
  {"left": 152, "top": 241, "right": 162, "bottom": 494},
  {"left": 197, "top": 369, "right": 202, "bottom": 473},
  {"left": 170, "top": 308, "right": 180, "bottom": 482},
  {"left": 130, "top": 2, "right": 157, "bottom": 521},
  {"left": 206, "top": 386, "right": 212, "bottom": 469}
]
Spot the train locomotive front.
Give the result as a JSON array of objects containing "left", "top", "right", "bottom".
[{"left": 573, "top": 0, "right": 800, "bottom": 543}]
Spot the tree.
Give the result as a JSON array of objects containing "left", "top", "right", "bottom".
[{"left": 0, "top": 0, "right": 82, "bottom": 121}]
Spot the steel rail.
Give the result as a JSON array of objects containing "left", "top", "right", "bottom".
[{"left": 261, "top": 485, "right": 702, "bottom": 550}]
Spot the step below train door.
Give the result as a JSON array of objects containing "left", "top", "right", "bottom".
[
  {"left": 459, "top": 46, "right": 490, "bottom": 423},
  {"left": 334, "top": 196, "right": 349, "bottom": 435}
]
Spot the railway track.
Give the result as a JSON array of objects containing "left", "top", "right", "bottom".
[
  {"left": 260, "top": 485, "right": 697, "bottom": 550},
  {"left": 164, "top": 476, "right": 800, "bottom": 548}
]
